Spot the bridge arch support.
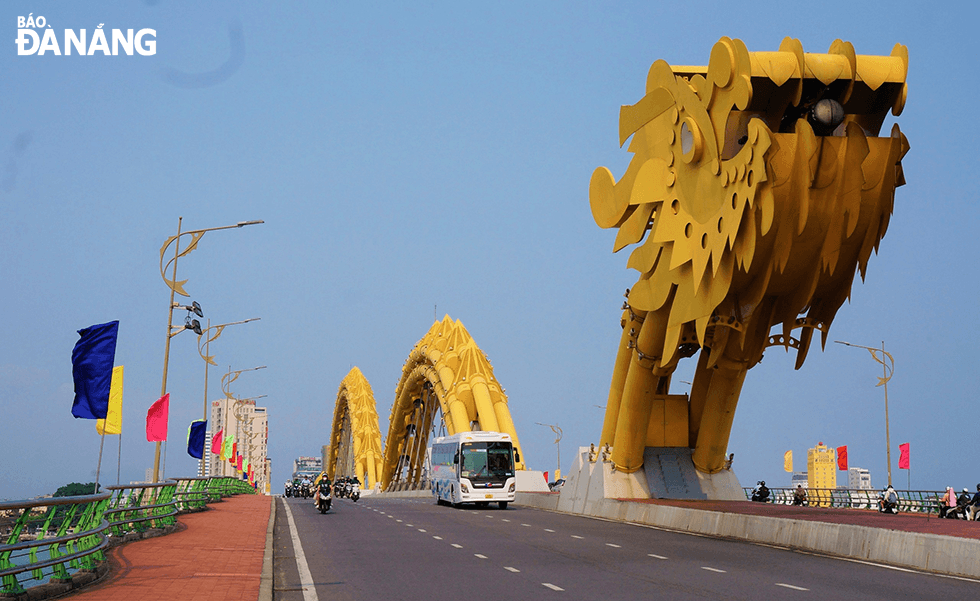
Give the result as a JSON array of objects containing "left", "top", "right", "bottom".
[
  {"left": 381, "top": 315, "right": 526, "bottom": 491},
  {"left": 326, "top": 367, "right": 384, "bottom": 489}
]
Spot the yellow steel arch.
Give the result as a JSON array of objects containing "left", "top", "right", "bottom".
[
  {"left": 591, "top": 37, "right": 909, "bottom": 475},
  {"left": 326, "top": 367, "right": 384, "bottom": 489},
  {"left": 381, "top": 315, "right": 526, "bottom": 491}
]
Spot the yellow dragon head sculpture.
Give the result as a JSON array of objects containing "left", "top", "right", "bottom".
[{"left": 591, "top": 36, "right": 910, "bottom": 372}]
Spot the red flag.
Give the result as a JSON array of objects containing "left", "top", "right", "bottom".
[
  {"left": 145, "top": 393, "right": 170, "bottom": 442},
  {"left": 899, "top": 443, "right": 910, "bottom": 469},
  {"left": 230, "top": 442, "right": 237, "bottom": 463},
  {"left": 543, "top": 471, "right": 549, "bottom": 483},
  {"left": 211, "top": 429, "right": 223, "bottom": 455},
  {"left": 836, "top": 445, "right": 848, "bottom": 471},
  {"left": 237, "top": 455, "right": 243, "bottom": 471}
]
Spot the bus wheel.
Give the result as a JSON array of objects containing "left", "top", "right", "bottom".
[{"left": 498, "top": 502, "right": 508, "bottom": 510}]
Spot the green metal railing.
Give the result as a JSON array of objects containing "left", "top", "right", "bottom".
[
  {"left": 103, "top": 482, "right": 179, "bottom": 537},
  {"left": 1, "top": 476, "right": 257, "bottom": 597},
  {"left": 0, "top": 492, "right": 111, "bottom": 596},
  {"left": 742, "top": 487, "right": 946, "bottom": 514}
]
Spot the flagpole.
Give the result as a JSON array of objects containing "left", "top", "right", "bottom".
[
  {"left": 95, "top": 428, "right": 106, "bottom": 494},
  {"left": 117, "top": 431, "right": 122, "bottom": 486},
  {"left": 882, "top": 341, "right": 892, "bottom": 488}
]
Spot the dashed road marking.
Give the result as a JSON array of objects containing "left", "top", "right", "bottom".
[
  {"left": 501, "top": 519, "right": 511, "bottom": 522},
  {"left": 542, "top": 583, "right": 564, "bottom": 591},
  {"left": 571, "top": 535, "right": 584, "bottom": 539},
  {"left": 475, "top": 554, "right": 488, "bottom": 559},
  {"left": 433, "top": 536, "right": 442, "bottom": 540},
  {"left": 452, "top": 544, "right": 463, "bottom": 549},
  {"left": 396, "top": 520, "right": 402, "bottom": 523},
  {"left": 521, "top": 523, "right": 532, "bottom": 527},
  {"left": 648, "top": 554, "right": 668, "bottom": 560},
  {"left": 605, "top": 543, "right": 621, "bottom": 548},
  {"left": 504, "top": 566, "right": 520, "bottom": 573},
  {"left": 776, "top": 583, "right": 809, "bottom": 591},
  {"left": 701, "top": 567, "right": 726, "bottom": 573},
  {"left": 418, "top": 529, "right": 427, "bottom": 533},
  {"left": 544, "top": 528, "right": 555, "bottom": 532}
]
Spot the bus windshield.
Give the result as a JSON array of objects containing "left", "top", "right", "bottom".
[{"left": 459, "top": 441, "right": 514, "bottom": 483}]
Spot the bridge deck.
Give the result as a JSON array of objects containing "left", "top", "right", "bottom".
[
  {"left": 628, "top": 498, "right": 980, "bottom": 540},
  {"left": 72, "top": 494, "right": 271, "bottom": 601}
]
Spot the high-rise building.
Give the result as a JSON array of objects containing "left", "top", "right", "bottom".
[
  {"left": 848, "top": 467, "right": 872, "bottom": 490},
  {"left": 790, "top": 472, "right": 808, "bottom": 488},
  {"left": 208, "top": 397, "right": 270, "bottom": 494},
  {"left": 807, "top": 442, "right": 837, "bottom": 506}
]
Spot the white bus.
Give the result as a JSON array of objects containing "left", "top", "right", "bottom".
[{"left": 429, "top": 431, "right": 519, "bottom": 509}]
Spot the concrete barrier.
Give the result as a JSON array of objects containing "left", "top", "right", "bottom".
[{"left": 514, "top": 491, "right": 980, "bottom": 579}]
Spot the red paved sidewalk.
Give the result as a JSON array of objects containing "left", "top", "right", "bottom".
[
  {"left": 633, "top": 498, "right": 980, "bottom": 540},
  {"left": 73, "top": 494, "right": 271, "bottom": 601}
]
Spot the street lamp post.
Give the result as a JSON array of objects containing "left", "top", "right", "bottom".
[
  {"left": 154, "top": 217, "right": 263, "bottom": 483},
  {"left": 196, "top": 318, "right": 261, "bottom": 476},
  {"left": 535, "top": 422, "right": 563, "bottom": 480},
  {"left": 835, "top": 340, "right": 895, "bottom": 487}
]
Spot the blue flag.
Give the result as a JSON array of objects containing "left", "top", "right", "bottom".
[
  {"left": 71, "top": 321, "right": 119, "bottom": 420},
  {"left": 187, "top": 419, "right": 208, "bottom": 459}
]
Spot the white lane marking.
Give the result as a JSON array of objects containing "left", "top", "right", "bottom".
[
  {"left": 418, "top": 529, "right": 427, "bottom": 533},
  {"left": 501, "top": 519, "right": 511, "bottom": 522},
  {"left": 452, "top": 544, "right": 463, "bottom": 549},
  {"left": 571, "top": 535, "right": 583, "bottom": 539},
  {"left": 776, "top": 583, "right": 809, "bottom": 591},
  {"left": 605, "top": 543, "right": 621, "bottom": 548},
  {"left": 521, "top": 523, "right": 532, "bottom": 527},
  {"left": 504, "top": 566, "right": 520, "bottom": 573},
  {"left": 544, "top": 528, "right": 555, "bottom": 532},
  {"left": 280, "top": 501, "right": 319, "bottom": 601},
  {"left": 396, "top": 520, "right": 402, "bottom": 523},
  {"left": 542, "top": 583, "right": 564, "bottom": 591},
  {"left": 475, "top": 554, "right": 488, "bottom": 559},
  {"left": 648, "top": 554, "right": 668, "bottom": 560},
  {"left": 406, "top": 524, "right": 413, "bottom": 527},
  {"left": 433, "top": 536, "right": 443, "bottom": 540},
  {"left": 701, "top": 567, "right": 726, "bottom": 573}
]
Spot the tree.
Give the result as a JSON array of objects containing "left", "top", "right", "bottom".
[{"left": 52, "top": 482, "right": 101, "bottom": 497}]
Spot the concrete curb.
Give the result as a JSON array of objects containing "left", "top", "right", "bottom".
[
  {"left": 259, "top": 496, "right": 275, "bottom": 601},
  {"left": 514, "top": 492, "right": 980, "bottom": 580}
]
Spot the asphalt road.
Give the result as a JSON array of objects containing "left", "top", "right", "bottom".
[{"left": 273, "top": 496, "right": 979, "bottom": 600}]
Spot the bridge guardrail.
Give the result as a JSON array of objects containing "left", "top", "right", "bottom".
[
  {"left": 743, "top": 487, "right": 944, "bottom": 514},
  {"left": 1, "top": 477, "right": 256, "bottom": 597},
  {"left": 0, "top": 492, "right": 111, "bottom": 597}
]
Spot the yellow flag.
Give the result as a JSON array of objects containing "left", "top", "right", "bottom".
[
  {"left": 96, "top": 365, "right": 124, "bottom": 435},
  {"left": 783, "top": 450, "right": 793, "bottom": 472}
]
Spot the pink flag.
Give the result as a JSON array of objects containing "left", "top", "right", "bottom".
[
  {"left": 236, "top": 455, "right": 243, "bottom": 472},
  {"left": 145, "top": 393, "right": 170, "bottom": 442},
  {"left": 211, "top": 429, "right": 223, "bottom": 455},
  {"left": 836, "top": 445, "right": 848, "bottom": 471},
  {"left": 898, "top": 443, "right": 910, "bottom": 469}
]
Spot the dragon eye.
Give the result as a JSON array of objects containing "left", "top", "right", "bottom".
[{"left": 680, "top": 118, "right": 703, "bottom": 163}]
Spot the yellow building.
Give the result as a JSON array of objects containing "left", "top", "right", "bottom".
[{"left": 807, "top": 443, "right": 837, "bottom": 506}]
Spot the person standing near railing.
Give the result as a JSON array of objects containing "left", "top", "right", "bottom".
[{"left": 940, "top": 486, "right": 956, "bottom": 518}]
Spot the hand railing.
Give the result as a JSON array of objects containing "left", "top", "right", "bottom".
[
  {"left": 742, "top": 486, "right": 946, "bottom": 514},
  {"left": 0, "top": 492, "right": 111, "bottom": 596}
]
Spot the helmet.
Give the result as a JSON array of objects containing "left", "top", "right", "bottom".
[
  {"left": 976, "top": 484, "right": 979, "bottom": 491},
  {"left": 759, "top": 481, "right": 765, "bottom": 486},
  {"left": 964, "top": 488, "right": 969, "bottom": 493}
]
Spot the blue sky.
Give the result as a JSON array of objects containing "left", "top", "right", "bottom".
[{"left": 2, "top": 1, "right": 978, "bottom": 500}]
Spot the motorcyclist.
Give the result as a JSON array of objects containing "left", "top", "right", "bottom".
[
  {"left": 878, "top": 485, "right": 898, "bottom": 513},
  {"left": 968, "top": 484, "right": 980, "bottom": 521},
  {"left": 792, "top": 485, "right": 807, "bottom": 506},
  {"left": 751, "top": 481, "right": 770, "bottom": 503},
  {"left": 316, "top": 476, "right": 332, "bottom": 512}
]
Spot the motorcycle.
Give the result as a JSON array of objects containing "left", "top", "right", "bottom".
[
  {"left": 877, "top": 488, "right": 899, "bottom": 514},
  {"left": 316, "top": 483, "right": 332, "bottom": 513},
  {"left": 284, "top": 483, "right": 293, "bottom": 498},
  {"left": 349, "top": 483, "right": 360, "bottom": 502},
  {"left": 750, "top": 481, "right": 770, "bottom": 503}
]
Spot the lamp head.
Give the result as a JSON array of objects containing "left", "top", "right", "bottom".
[{"left": 191, "top": 301, "right": 204, "bottom": 317}]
